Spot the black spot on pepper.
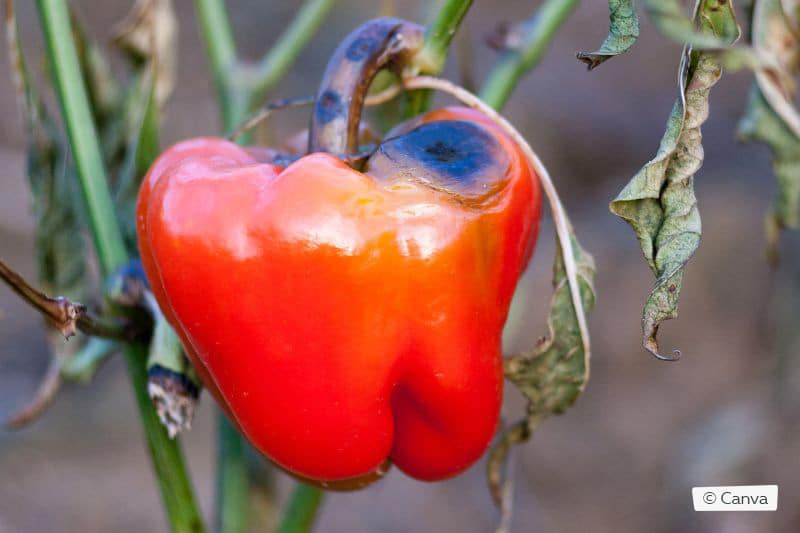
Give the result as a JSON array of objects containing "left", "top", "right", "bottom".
[
  {"left": 389, "top": 121, "right": 498, "bottom": 186},
  {"left": 315, "top": 90, "right": 343, "bottom": 124},
  {"left": 367, "top": 120, "right": 510, "bottom": 198}
]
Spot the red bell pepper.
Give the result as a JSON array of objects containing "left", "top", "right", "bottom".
[{"left": 137, "top": 18, "right": 541, "bottom": 486}]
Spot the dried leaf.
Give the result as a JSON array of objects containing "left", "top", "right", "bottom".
[
  {"left": 752, "top": 0, "right": 800, "bottom": 137},
  {"left": 739, "top": 88, "right": 800, "bottom": 260},
  {"left": 610, "top": 0, "right": 740, "bottom": 359},
  {"left": 737, "top": 0, "right": 800, "bottom": 261},
  {"left": 113, "top": 0, "right": 177, "bottom": 107},
  {"left": 577, "top": 0, "right": 639, "bottom": 70},
  {"left": 783, "top": 0, "right": 800, "bottom": 31},
  {"left": 489, "top": 232, "right": 595, "bottom": 503}
]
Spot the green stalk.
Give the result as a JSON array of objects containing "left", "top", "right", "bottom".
[
  {"left": 194, "top": 0, "right": 243, "bottom": 126},
  {"left": 275, "top": 485, "right": 325, "bottom": 533},
  {"left": 35, "top": 1, "right": 203, "bottom": 531},
  {"left": 406, "top": 0, "right": 473, "bottom": 116},
  {"left": 215, "top": 415, "right": 249, "bottom": 533},
  {"left": 249, "top": 0, "right": 335, "bottom": 102},
  {"left": 479, "top": 0, "right": 579, "bottom": 110}
]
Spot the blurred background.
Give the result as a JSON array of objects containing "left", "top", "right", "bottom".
[{"left": 1, "top": 1, "right": 799, "bottom": 532}]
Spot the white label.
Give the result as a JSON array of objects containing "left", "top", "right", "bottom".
[{"left": 692, "top": 485, "right": 778, "bottom": 512}]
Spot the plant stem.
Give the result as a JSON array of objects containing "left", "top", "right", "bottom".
[
  {"left": 195, "top": 0, "right": 334, "bottom": 134},
  {"left": 417, "top": 0, "right": 473, "bottom": 74},
  {"left": 35, "top": 0, "right": 126, "bottom": 272},
  {"left": 215, "top": 415, "right": 249, "bottom": 533},
  {"left": 35, "top": 1, "right": 203, "bottom": 530},
  {"left": 406, "top": 0, "right": 473, "bottom": 116},
  {"left": 479, "top": 0, "right": 579, "bottom": 111},
  {"left": 194, "top": 0, "right": 240, "bottom": 125},
  {"left": 275, "top": 484, "right": 325, "bottom": 533},
  {"left": 0, "top": 258, "right": 133, "bottom": 341}
]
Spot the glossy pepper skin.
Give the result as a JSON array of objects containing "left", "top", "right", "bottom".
[{"left": 137, "top": 106, "right": 540, "bottom": 483}]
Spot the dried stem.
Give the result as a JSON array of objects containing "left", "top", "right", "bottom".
[
  {"left": 0, "top": 258, "right": 132, "bottom": 340},
  {"left": 5, "top": 352, "right": 62, "bottom": 428}
]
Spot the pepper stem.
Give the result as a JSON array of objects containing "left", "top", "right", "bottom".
[{"left": 308, "top": 18, "right": 423, "bottom": 155}]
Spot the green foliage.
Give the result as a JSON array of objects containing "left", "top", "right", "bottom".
[
  {"left": 610, "top": 0, "right": 740, "bottom": 359},
  {"left": 577, "top": 0, "right": 640, "bottom": 70}
]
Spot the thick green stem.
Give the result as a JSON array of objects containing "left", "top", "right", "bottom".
[
  {"left": 479, "top": 0, "right": 579, "bottom": 110},
  {"left": 215, "top": 415, "right": 249, "bottom": 533},
  {"left": 35, "top": 0, "right": 126, "bottom": 271},
  {"left": 406, "top": 0, "right": 473, "bottom": 116},
  {"left": 35, "top": 1, "right": 203, "bottom": 531},
  {"left": 275, "top": 485, "right": 325, "bottom": 533},
  {"left": 417, "top": 0, "right": 473, "bottom": 73},
  {"left": 194, "top": 0, "right": 241, "bottom": 125}
]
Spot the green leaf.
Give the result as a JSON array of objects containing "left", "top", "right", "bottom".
[
  {"left": 488, "top": 230, "right": 595, "bottom": 503},
  {"left": 643, "top": 0, "right": 741, "bottom": 49},
  {"left": 577, "top": 0, "right": 639, "bottom": 70},
  {"left": 610, "top": 0, "right": 740, "bottom": 359}
]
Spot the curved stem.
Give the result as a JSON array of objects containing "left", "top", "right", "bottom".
[
  {"left": 308, "top": 18, "right": 424, "bottom": 154},
  {"left": 479, "top": 0, "right": 579, "bottom": 110},
  {"left": 275, "top": 484, "right": 325, "bottom": 533},
  {"left": 34, "top": 1, "right": 203, "bottom": 530}
]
